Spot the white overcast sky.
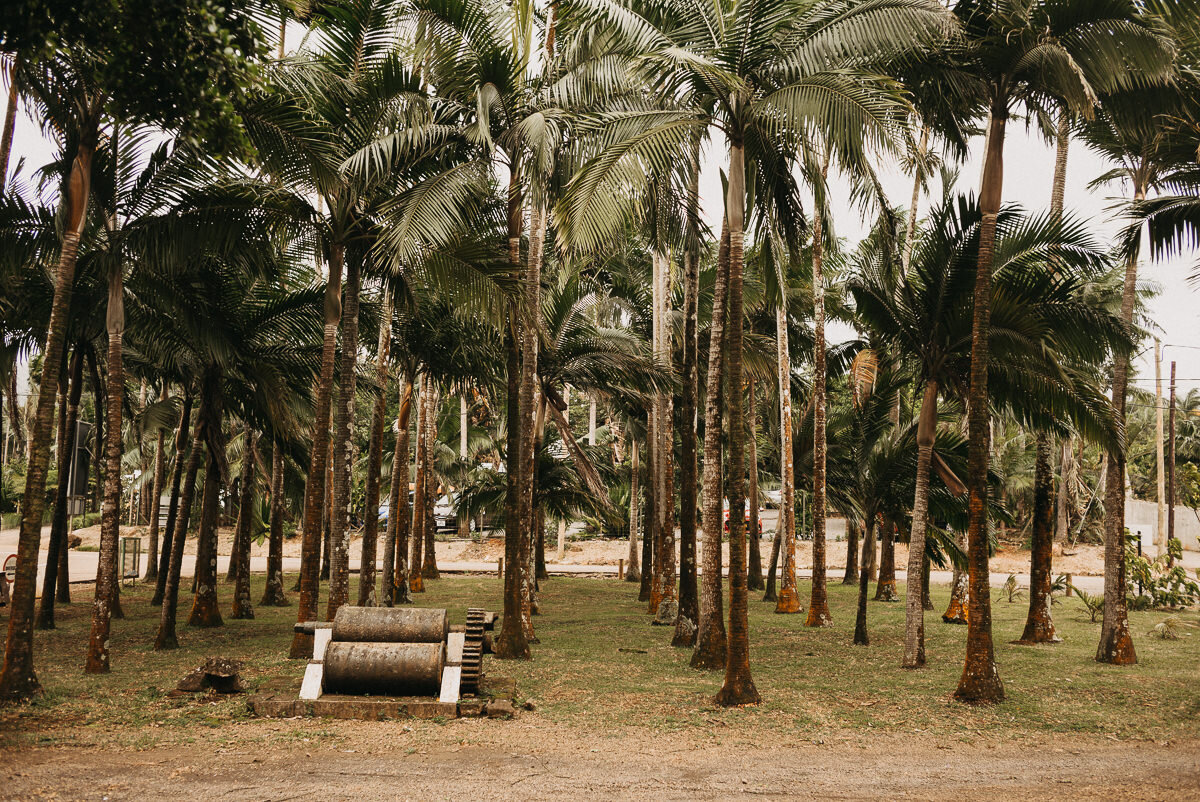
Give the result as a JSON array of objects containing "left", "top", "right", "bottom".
[
  {"left": 694, "top": 124, "right": 1200, "bottom": 403},
  {"left": 5, "top": 79, "right": 1198, "bottom": 402}
]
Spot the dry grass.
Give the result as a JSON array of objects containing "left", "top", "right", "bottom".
[{"left": 1, "top": 571, "right": 1197, "bottom": 751}]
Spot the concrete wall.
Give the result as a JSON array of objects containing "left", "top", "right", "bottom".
[{"left": 1125, "top": 496, "right": 1200, "bottom": 554}]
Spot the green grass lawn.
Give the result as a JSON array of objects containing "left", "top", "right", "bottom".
[{"left": 2, "top": 572, "right": 1197, "bottom": 749}]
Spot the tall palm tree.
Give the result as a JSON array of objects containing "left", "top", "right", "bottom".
[
  {"left": 1086, "top": 0, "right": 1200, "bottom": 661},
  {"left": 83, "top": 131, "right": 248, "bottom": 672},
  {"left": 0, "top": 2, "right": 263, "bottom": 698},
  {"left": 240, "top": 0, "right": 478, "bottom": 655},
  {"left": 410, "top": 0, "right": 544, "bottom": 658},
  {"left": 563, "top": 0, "right": 953, "bottom": 706},
  {"left": 1019, "top": 108, "right": 1071, "bottom": 646},
  {"left": 851, "top": 195, "right": 1129, "bottom": 666},
  {"left": 0, "top": 51, "right": 102, "bottom": 700},
  {"left": 357, "top": 288, "right": 393, "bottom": 606},
  {"left": 939, "top": 0, "right": 1174, "bottom": 700},
  {"left": 132, "top": 234, "right": 322, "bottom": 650}
]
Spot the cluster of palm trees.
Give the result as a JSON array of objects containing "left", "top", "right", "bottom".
[{"left": 1, "top": 0, "right": 1198, "bottom": 708}]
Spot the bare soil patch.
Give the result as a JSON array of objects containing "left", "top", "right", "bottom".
[{"left": 4, "top": 723, "right": 1197, "bottom": 801}]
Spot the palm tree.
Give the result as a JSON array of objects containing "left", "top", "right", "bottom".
[
  {"left": 0, "top": 162, "right": 112, "bottom": 629},
  {"left": 357, "top": 288, "right": 393, "bottom": 606},
  {"left": 1019, "top": 108, "right": 1071, "bottom": 647},
  {"left": 851, "top": 195, "right": 1129, "bottom": 668},
  {"left": 239, "top": 0, "right": 480, "bottom": 655},
  {"left": 943, "top": 0, "right": 1174, "bottom": 699},
  {"left": 1088, "top": 0, "right": 1200, "bottom": 660},
  {"left": 0, "top": 1, "right": 263, "bottom": 698},
  {"left": 131, "top": 230, "right": 322, "bottom": 650},
  {"left": 410, "top": 0, "right": 553, "bottom": 658},
  {"left": 564, "top": 0, "right": 953, "bottom": 707},
  {"left": 0, "top": 51, "right": 102, "bottom": 700}
]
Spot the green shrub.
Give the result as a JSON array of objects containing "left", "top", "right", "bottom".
[
  {"left": 1072, "top": 585, "right": 1104, "bottom": 622},
  {"left": 1125, "top": 534, "right": 1200, "bottom": 610}
]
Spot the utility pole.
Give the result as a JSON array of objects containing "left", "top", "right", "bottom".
[
  {"left": 1168, "top": 361, "right": 1177, "bottom": 567},
  {"left": 1155, "top": 339, "right": 1166, "bottom": 554}
]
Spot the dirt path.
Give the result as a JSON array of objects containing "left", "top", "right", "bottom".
[
  {"left": 4, "top": 721, "right": 1198, "bottom": 801},
  {"left": 28, "top": 523, "right": 1156, "bottom": 576}
]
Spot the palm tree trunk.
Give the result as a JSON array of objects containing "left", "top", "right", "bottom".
[
  {"left": 854, "top": 514, "right": 876, "bottom": 646},
  {"left": 642, "top": 428, "right": 657, "bottom": 605},
  {"left": 1021, "top": 110, "right": 1070, "bottom": 645},
  {"left": 626, "top": 437, "right": 641, "bottom": 583},
  {"left": 5, "top": 373, "right": 22, "bottom": 462},
  {"left": 320, "top": 458, "right": 332, "bottom": 581},
  {"left": 89, "top": 353, "right": 103, "bottom": 517},
  {"left": 843, "top": 520, "right": 859, "bottom": 586},
  {"left": 37, "top": 348, "right": 84, "bottom": 629},
  {"left": 955, "top": 103, "right": 1006, "bottom": 704},
  {"left": 49, "top": 376, "right": 69, "bottom": 601},
  {"left": 903, "top": 379, "right": 938, "bottom": 666},
  {"left": 1097, "top": 178, "right": 1145, "bottom": 666},
  {"left": 494, "top": 171, "right": 530, "bottom": 660},
  {"left": 144, "top": 394, "right": 167, "bottom": 584},
  {"left": 673, "top": 191, "right": 700, "bottom": 643},
  {"left": 496, "top": 316, "right": 531, "bottom": 659},
  {"left": 806, "top": 153, "right": 832, "bottom": 628},
  {"left": 534, "top": 392, "right": 549, "bottom": 583},
  {"left": 84, "top": 212, "right": 128, "bottom": 674},
  {"left": 0, "top": 133, "right": 95, "bottom": 700},
  {"left": 261, "top": 438, "right": 289, "bottom": 607},
  {"left": 187, "top": 401, "right": 225, "bottom": 629},
  {"left": 155, "top": 390, "right": 206, "bottom": 650},
  {"left": 875, "top": 517, "right": 898, "bottom": 601},
  {"left": 153, "top": 393, "right": 192, "bottom": 606},
  {"left": 421, "top": 382, "right": 441, "bottom": 581},
  {"left": 714, "top": 139, "right": 760, "bottom": 707},
  {"left": 358, "top": 290, "right": 392, "bottom": 606},
  {"left": 388, "top": 379, "right": 417, "bottom": 605},
  {"left": 943, "top": 530, "right": 969, "bottom": 624},
  {"left": 516, "top": 202, "right": 545, "bottom": 641},
  {"left": 691, "top": 220, "right": 730, "bottom": 670},
  {"left": 409, "top": 375, "right": 428, "bottom": 592},
  {"left": 460, "top": 395, "right": 471, "bottom": 540},
  {"left": 775, "top": 300, "right": 801, "bottom": 613},
  {"left": 231, "top": 424, "right": 257, "bottom": 619},
  {"left": 902, "top": 126, "right": 929, "bottom": 274},
  {"left": 922, "top": 552, "right": 934, "bottom": 610},
  {"left": 747, "top": 382, "right": 764, "bottom": 592},
  {"left": 647, "top": 271, "right": 662, "bottom": 614},
  {"left": 1056, "top": 441, "right": 1074, "bottom": 540},
  {"left": 290, "top": 242, "right": 343, "bottom": 659},
  {"left": 0, "top": 58, "right": 18, "bottom": 192},
  {"left": 327, "top": 254, "right": 360, "bottom": 618},
  {"left": 651, "top": 249, "right": 677, "bottom": 624},
  {"left": 763, "top": 527, "right": 782, "bottom": 602}
]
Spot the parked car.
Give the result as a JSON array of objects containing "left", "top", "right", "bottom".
[
  {"left": 722, "top": 501, "right": 765, "bottom": 536},
  {"left": 433, "top": 495, "right": 457, "bottom": 532}
]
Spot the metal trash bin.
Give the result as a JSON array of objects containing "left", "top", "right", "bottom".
[{"left": 119, "top": 536, "right": 142, "bottom": 585}]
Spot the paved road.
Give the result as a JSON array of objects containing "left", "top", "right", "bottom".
[{"left": 0, "top": 525, "right": 1119, "bottom": 595}]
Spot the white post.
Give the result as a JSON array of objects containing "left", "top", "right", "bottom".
[
  {"left": 460, "top": 395, "right": 468, "bottom": 458},
  {"left": 459, "top": 395, "right": 470, "bottom": 538},
  {"left": 1155, "top": 339, "right": 1166, "bottom": 555},
  {"left": 588, "top": 398, "right": 597, "bottom": 446}
]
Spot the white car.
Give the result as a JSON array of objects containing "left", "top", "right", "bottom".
[
  {"left": 377, "top": 490, "right": 458, "bottom": 532},
  {"left": 433, "top": 495, "right": 457, "bottom": 532}
]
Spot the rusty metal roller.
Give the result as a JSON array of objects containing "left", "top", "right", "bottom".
[
  {"left": 323, "top": 642, "right": 445, "bottom": 696},
  {"left": 329, "top": 606, "right": 448, "bottom": 643}
]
